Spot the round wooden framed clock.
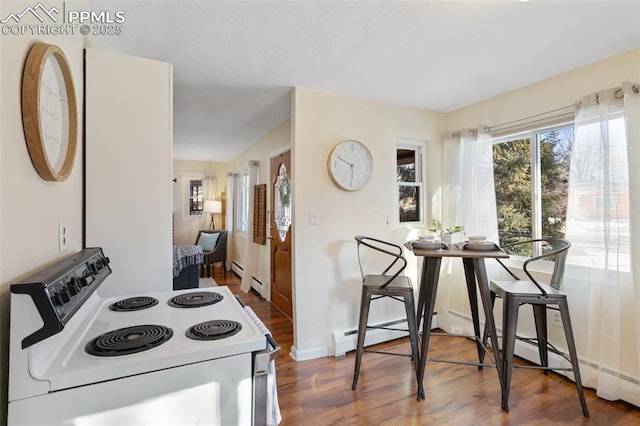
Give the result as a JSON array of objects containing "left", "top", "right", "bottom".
[
  {"left": 21, "top": 42, "right": 78, "bottom": 181},
  {"left": 327, "top": 139, "right": 374, "bottom": 191}
]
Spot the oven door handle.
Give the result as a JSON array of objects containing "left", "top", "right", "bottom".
[
  {"left": 235, "top": 296, "right": 282, "bottom": 366},
  {"left": 253, "top": 334, "right": 281, "bottom": 426},
  {"left": 255, "top": 334, "right": 281, "bottom": 373},
  {"left": 237, "top": 297, "right": 283, "bottom": 426}
]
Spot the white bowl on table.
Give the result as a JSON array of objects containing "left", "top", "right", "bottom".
[
  {"left": 412, "top": 240, "right": 441, "bottom": 250},
  {"left": 468, "top": 235, "right": 487, "bottom": 244}
]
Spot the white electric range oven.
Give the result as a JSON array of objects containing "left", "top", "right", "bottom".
[{"left": 8, "top": 248, "right": 280, "bottom": 425}]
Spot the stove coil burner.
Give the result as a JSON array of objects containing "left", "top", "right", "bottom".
[
  {"left": 186, "top": 320, "right": 242, "bottom": 341},
  {"left": 85, "top": 324, "right": 173, "bottom": 357},
  {"left": 109, "top": 296, "right": 159, "bottom": 311},
  {"left": 168, "top": 291, "right": 223, "bottom": 308}
]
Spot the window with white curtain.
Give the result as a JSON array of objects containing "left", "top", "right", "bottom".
[
  {"left": 234, "top": 172, "right": 249, "bottom": 232},
  {"left": 396, "top": 139, "right": 425, "bottom": 225},
  {"left": 492, "top": 124, "right": 574, "bottom": 254},
  {"left": 566, "top": 113, "right": 630, "bottom": 272}
]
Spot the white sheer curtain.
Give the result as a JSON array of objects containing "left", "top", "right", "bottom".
[
  {"left": 225, "top": 173, "right": 235, "bottom": 271},
  {"left": 443, "top": 127, "right": 499, "bottom": 240},
  {"left": 439, "top": 127, "right": 499, "bottom": 328},
  {"left": 565, "top": 82, "right": 640, "bottom": 404},
  {"left": 240, "top": 161, "right": 260, "bottom": 293},
  {"left": 202, "top": 176, "right": 214, "bottom": 229}
]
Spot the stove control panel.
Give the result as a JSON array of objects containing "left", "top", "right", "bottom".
[{"left": 10, "top": 247, "right": 111, "bottom": 348}]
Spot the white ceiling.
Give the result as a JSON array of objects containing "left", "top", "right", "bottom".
[{"left": 88, "top": 0, "right": 640, "bottom": 162}]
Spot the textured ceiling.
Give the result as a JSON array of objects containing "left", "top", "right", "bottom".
[{"left": 88, "top": 0, "right": 640, "bottom": 162}]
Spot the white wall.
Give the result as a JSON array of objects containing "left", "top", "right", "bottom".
[
  {"left": 172, "top": 160, "right": 228, "bottom": 245},
  {"left": 291, "top": 88, "right": 444, "bottom": 360},
  {"left": 0, "top": 1, "right": 89, "bottom": 421},
  {"left": 446, "top": 48, "right": 640, "bottom": 130}
]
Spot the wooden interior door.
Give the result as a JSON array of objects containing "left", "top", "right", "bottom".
[{"left": 270, "top": 151, "right": 293, "bottom": 318}]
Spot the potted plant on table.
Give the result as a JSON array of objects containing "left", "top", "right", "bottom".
[
  {"left": 428, "top": 219, "right": 465, "bottom": 245},
  {"left": 443, "top": 224, "right": 465, "bottom": 245},
  {"left": 427, "top": 219, "right": 443, "bottom": 237}
]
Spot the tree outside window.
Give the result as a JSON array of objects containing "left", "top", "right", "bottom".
[{"left": 492, "top": 125, "right": 573, "bottom": 255}]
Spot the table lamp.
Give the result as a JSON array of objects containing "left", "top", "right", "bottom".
[{"left": 203, "top": 200, "right": 222, "bottom": 231}]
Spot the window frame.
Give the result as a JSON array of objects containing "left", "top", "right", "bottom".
[
  {"left": 187, "top": 178, "right": 204, "bottom": 217},
  {"left": 492, "top": 122, "right": 574, "bottom": 255},
  {"left": 395, "top": 138, "right": 426, "bottom": 227}
]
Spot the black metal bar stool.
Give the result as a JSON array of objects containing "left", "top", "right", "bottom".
[
  {"left": 351, "top": 235, "right": 422, "bottom": 399},
  {"left": 484, "top": 238, "right": 589, "bottom": 417}
]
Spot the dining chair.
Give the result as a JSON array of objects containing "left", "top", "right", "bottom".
[
  {"left": 352, "top": 235, "right": 422, "bottom": 398},
  {"left": 484, "top": 238, "right": 588, "bottom": 417},
  {"left": 195, "top": 230, "right": 228, "bottom": 277}
]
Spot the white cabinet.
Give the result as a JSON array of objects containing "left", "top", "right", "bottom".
[{"left": 85, "top": 48, "right": 173, "bottom": 296}]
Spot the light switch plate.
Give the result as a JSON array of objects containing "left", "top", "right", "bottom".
[{"left": 309, "top": 210, "right": 320, "bottom": 225}]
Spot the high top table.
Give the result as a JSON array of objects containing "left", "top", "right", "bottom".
[{"left": 410, "top": 242, "right": 509, "bottom": 409}]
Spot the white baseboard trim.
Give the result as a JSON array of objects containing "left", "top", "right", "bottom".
[
  {"left": 331, "top": 327, "right": 406, "bottom": 358},
  {"left": 231, "top": 261, "right": 243, "bottom": 277},
  {"left": 289, "top": 344, "right": 329, "bottom": 361},
  {"left": 330, "top": 314, "right": 437, "bottom": 357},
  {"left": 230, "top": 262, "right": 267, "bottom": 298},
  {"left": 251, "top": 276, "right": 267, "bottom": 299}
]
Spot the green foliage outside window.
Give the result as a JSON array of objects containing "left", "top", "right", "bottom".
[
  {"left": 492, "top": 128, "right": 573, "bottom": 256},
  {"left": 540, "top": 133, "right": 572, "bottom": 238}
]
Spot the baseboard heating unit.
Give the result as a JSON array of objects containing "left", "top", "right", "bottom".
[{"left": 331, "top": 314, "right": 436, "bottom": 357}]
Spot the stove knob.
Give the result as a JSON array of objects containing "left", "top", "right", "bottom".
[
  {"left": 96, "top": 260, "right": 104, "bottom": 270},
  {"left": 78, "top": 276, "right": 89, "bottom": 287},
  {"left": 66, "top": 282, "right": 78, "bottom": 297},
  {"left": 56, "top": 289, "right": 71, "bottom": 305},
  {"left": 52, "top": 293, "right": 62, "bottom": 306},
  {"left": 71, "top": 277, "right": 85, "bottom": 291}
]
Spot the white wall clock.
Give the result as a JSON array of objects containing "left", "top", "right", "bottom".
[
  {"left": 327, "top": 139, "right": 373, "bottom": 191},
  {"left": 22, "top": 42, "right": 78, "bottom": 182}
]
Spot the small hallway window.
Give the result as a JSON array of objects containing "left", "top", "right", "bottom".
[{"left": 189, "top": 179, "right": 204, "bottom": 216}]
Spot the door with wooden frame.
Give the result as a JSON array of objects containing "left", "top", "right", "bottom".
[{"left": 270, "top": 151, "right": 293, "bottom": 318}]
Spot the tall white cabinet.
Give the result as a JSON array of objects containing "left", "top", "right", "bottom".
[{"left": 85, "top": 48, "right": 173, "bottom": 296}]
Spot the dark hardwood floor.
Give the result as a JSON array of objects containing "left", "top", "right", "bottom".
[{"left": 211, "top": 266, "right": 640, "bottom": 425}]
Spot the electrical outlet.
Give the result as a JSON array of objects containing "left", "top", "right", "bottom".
[
  {"left": 58, "top": 221, "right": 68, "bottom": 253},
  {"left": 551, "top": 311, "right": 562, "bottom": 328}
]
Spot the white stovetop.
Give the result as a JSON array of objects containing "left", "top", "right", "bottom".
[{"left": 33, "top": 286, "right": 266, "bottom": 391}]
